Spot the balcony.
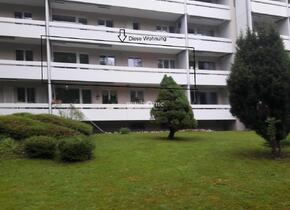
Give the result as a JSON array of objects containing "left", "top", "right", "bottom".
[
  {"left": 0, "top": 60, "right": 44, "bottom": 80},
  {"left": 0, "top": 60, "right": 229, "bottom": 86},
  {"left": 251, "top": 0, "right": 288, "bottom": 17},
  {"left": 0, "top": 17, "right": 45, "bottom": 39},
  {"left": 187, "top": 0, "right": 231, "bottom": 20},
  {"left": 188, "top": 35, "right": 233, "bottom": 54},
  {"left": 61, "top": 0, "right": 185, "bottom": 15},
  {"left": 49, "top": 22, "right": 186, "bottom": 51},
  {"left": 0, "top": 103, "right": 235, "bottom": 121}
]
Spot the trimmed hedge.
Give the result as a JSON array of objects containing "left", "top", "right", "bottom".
[
  {"left": 58, "top": 136, "right": 95, "bottom": 162},
  {"left": 0, "top": 115, "right": 80, "bottom": 140},
  {"left": 14, "top": 113, "right": 93, "bottom": 135},
  {"left": 119, "top": 127, "right": 131, "bottom": 134},
  {"left": 24, "top": 136, "right": 57, "bottom": 159},
  {"left": 0, "top": 137, "right": 24, "bottom": 159}
]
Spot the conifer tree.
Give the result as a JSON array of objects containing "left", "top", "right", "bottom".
[
  {"left": 151, "top": 75, "right": 197, "bottom": 139},
  {"left": 227, "top": 27, "right": 290, "bottom": 157}
]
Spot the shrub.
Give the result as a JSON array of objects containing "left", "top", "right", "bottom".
[
  {"left": 16, "top": 113, "right": 93, "bottom": 136},
  {"left": 58, "top": 136, "right": 95, "bottom": 162},
  {"left": 0, "top": 115, "right": 80, "bottom": 140},
  {"left": 24, "top": 136, "right": 57, "bottom": 159},
  {"left": 0, "top": 137, "right": 24, "bottom": 159},
  {"left": 119, "top": 127, "right": 130, "bottom": 134}
]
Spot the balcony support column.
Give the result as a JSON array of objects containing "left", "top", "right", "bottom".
[{"left": 45, "top": 0, "right": 53, "bottom": 114}]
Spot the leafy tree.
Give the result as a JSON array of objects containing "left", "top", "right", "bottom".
[
  {"left": 151, "top": 75, "right": 197, "bottom": 139},
  {"left": 227, "top": 27, "right": 290, "bottom": 157}
]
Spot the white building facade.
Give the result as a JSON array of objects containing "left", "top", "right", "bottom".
[{"left": 0, "top": 0, "right": 286, "bottom": 130}]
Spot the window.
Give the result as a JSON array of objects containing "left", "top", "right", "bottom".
[
  {"left": 191, "top": 91, "right": 218, "bottom": 104},
  {"left": 130, "top": 90, "right": 144, "bottom": 103},
  {"left": 98, "top": 19, "right": 113, "bottom": 27},
  {"left": 54, "top": 52, "right": 77, "bottom": 63},
  {"left": 82, "top": 89, "right": 92, "bottom": 104},
  {"left": 156, "top": 25, "right": 174, "bottom": 33},
  {"left": 158, "top": 59, "right": 175, "bottom": 69},
  {"left": 16, "top": 50, "right": 33, "bottom": 61},
  {"left": 55, "top": 88, "right": 92, "bottom": 104},
  {"left": 52, "top": 15, "right": 76, "bottom": 23},
  {"left": 15, "top": 12, "right": 32, "bottom": 19},
  {"left": 79, "top": 54, "right": 89, "bottom": 64},
  {"left": 128, "top": 57, "right": 142, "bottom": 67},
  {"left": 55, "top": 88, "right": 80, "bottom": 104},
  {"left": 198, "top": 61, "right": 216, "bottom": 70},
  {"left": 17, "top": 88, "right": 35, "bottom": 103},
  {"left": 99, "top": 55, "right": 115, "bottom": 66},
  {"left": 52, "top": 15, "right": 87, "bottom": 25},
  {"left": 17, "top": 88, "right": 25, "bottom": 102},
  {"left": 133, "top": 22, "right": 140, "bottom": 30},
  {"left": 188, "top": 27, "right": 215, "bottom": 36},
  {"left": 197, "top": 28, "right": 214, "bottom": 36},
  {"left": 169, "top": 26, "right": 175, "bottom": 33},
  {"left": 78, "top": 18, "right": 87, "bottom": 25},
  {"left": 102, "top": 90, "right": 118, "bottom": 104}
]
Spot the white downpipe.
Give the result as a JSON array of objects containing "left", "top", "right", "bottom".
[
  {"left": 45, "top": 0, "right": 53, "bottom": 114},
  {"left": 184, "top": 0, "right": 191, "bottom": 102}
]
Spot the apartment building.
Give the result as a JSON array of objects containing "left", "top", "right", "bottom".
[{"left": 0, "top": 0, "right": 286, "bottom": 131}]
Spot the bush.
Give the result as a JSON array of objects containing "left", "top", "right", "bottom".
[
  {"left": 14, "top": 113, "right": 93, "bottom": 136},
  {"left": 119, "top": 127, "right": 130, "bottom": 134},
  {"left": 24, "top": 136, "right": 57, "bottom": 159},
  {"left": 58, "top": 136, "right": 95, "bottom": 162},
  {"left": 0, "top": 115, "right": 80, "bottom": 140},
  {"left": 0, "top": 137, "right": 24, "bottom": 159}
]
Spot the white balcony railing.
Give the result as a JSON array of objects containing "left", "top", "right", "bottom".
[
  {"left": 0, "top": 17, "right": 45, "bottom": 39},
  {"left": 64, "top": 0, "right": 185, "bottom": 14},
  {"left": 0, "top": 103, "right": 235, "bottom": 121},
  {"left": 0, "top": 59, "right": 229, "bottom": 86},
  {"left": 49, "top": 22, "right": 186, "bottom": 50},
  {"left": 251, "top": 0, "right": 288, "bottom": 17},
  {"left": 50, "top": 62, "right": 230, "bottom": 86},
  {"left": 188, "top": 34, "right": 233, "bottom": 54},
  {"left": 281, "top": 35, "right": 290, "bottom": 51},
  {"left": 187, "top": 0, "right": 231, "bottom": 20}
]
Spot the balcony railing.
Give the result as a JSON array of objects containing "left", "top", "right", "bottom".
[
  {"left": 0, "top": 59, "right": 229, "bottom": 86},
  {"left": 0, "top": 17, "right": 45, "bottom": 39},
  {"left": 188, "top": 34, "right": 233, "bottom": 54},
  {"left": 187, "top": 0, "right": 231, "bottom": 20},
  {"left": 0, "top": 103, "right": 235, "bottom": 121},
  {"left": 49, "top": 21, "right": 186, "bottom": 49},
  {"left": 251, "top": 0, "right": 288, "bottom": 17}
]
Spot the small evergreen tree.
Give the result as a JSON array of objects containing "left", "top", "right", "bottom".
[
  {"left": 227, "top": 27, "right": 290, "bottom": 157},
  {"left": 151, "top": 75, "right": 197, "bottom": 139}
]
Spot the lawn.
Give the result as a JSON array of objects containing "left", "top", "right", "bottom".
[{"left": 1, "top": 131, "right": 290, "bottom": 210}]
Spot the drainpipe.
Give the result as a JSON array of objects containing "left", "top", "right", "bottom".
[
  {"left": 246, "top": 0, "right": 253, "bottom": 30},
  {"left": 45, "top": 0, "right": 53, "bottom": 114},
  {"left": 184, "top": 0, "right": 191, "bottom": 103}
]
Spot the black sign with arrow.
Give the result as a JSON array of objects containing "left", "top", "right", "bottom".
[{"left": 118, "top": 29, "right": 127, "bottom": 42}]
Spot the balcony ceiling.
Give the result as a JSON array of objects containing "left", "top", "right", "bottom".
[
  {"left": 51, "top": 1, "right": 181, "bottom": 21},
  {"left": 0, "top": 0, "right": 43, "bottom": 6}
]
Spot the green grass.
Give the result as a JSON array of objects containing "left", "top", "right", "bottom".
[{"left": 1, "top": 131, "right": 290, "bottom": 210}]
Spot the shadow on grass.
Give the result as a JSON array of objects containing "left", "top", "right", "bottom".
[
  {"left": 232, "top": 148, "right": 290, "bottom": 160},
  {"left": 151, "top": 135, "right": 205, "bottom": 143}
]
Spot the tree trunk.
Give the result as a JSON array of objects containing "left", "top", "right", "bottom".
[
  {"left": 271, "top": 139, "right": 282, "bottom": 158},
  {"left": 168, "top": 128, "right": 175, "bottom": 140}
]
